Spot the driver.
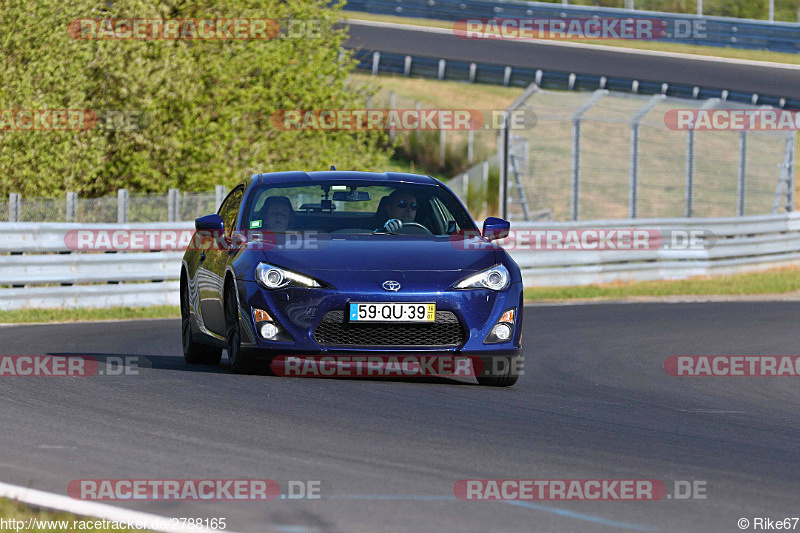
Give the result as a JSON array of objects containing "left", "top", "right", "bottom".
[{"left": 379, "top": 190, "right": 418, "bottom": 233}]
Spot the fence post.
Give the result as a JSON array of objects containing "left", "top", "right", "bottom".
[
  {"left": 215, "top": 185, "right": 227, "bottom": 212},
  {"left": 468, "top": 128, "right": 474, "bottom": 165},
  {"left": 629, "top": 94, "right": 663, "bottom": 219},
  {"left": 498, "top": 127, "right": 507, "bottom": 219},
  {"left": 414, "top": 100, "right": 420, "bottom": 142},
  {"left": 439, "top": 117, "right": 446, "bottom": 168},
  {"left": 685, "top": 129, "right": 695, "bottom": 217},
  {"left": 697, "top": 0, "right": 703, "bottom": 16},
  {"left": 9, "top": 193, "right": 20, "bottom": 222},
  {"left": 571, "top": 117, "right": 581, "bottom": 221},
  {"left": 404, "top": 55, "right": 412, "bottom": 77},
  {"left": 788, "top": 132, "right": 796, "bottom": 212},
  {"left": 371, "top": 52, "right": 380, "bottom": 76},
  {"left": 570, "top": 90, "right": 607, "bottom": 221},
  {"left": 117, "top": 189, "right": 129, "bottom": 224},
  {"left": 389, "top": 91, "right": 396, "bottom": 144},
  {"left": 66, "top": 191, "right": 77, "bottom": 222},
  {"left": 737, "top": 131, "right": 747, "bottom": 216},
  {"left": 168, "top": 188, "right": 180, "bottom": 222},
  {"left": 438, "top": 59, "right": 446, "bottom": 81}
]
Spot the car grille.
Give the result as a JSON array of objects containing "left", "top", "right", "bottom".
[{"left": 314, "top": 310, "right": 465, "bottom": 348}]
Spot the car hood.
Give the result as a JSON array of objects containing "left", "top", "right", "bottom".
[{"left": 252, "top": 234, "right": 498, "bottom": 284}]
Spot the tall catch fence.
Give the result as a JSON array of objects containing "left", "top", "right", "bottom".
[{"left": 491, "top": 88, "right": 796, "bottom": 221}]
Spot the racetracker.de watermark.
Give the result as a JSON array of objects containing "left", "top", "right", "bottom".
[
  {"left": 270, "top": 109, "right": 536, "bottom": 131},
  {"left": 454, "top": 479, "right": 707, "bottom": 500},
  {"left": 454, "top": 479, "right": 666, "bottom": 500},
  {"left": 0, "top": 109, "right": 95, "bottom": 131},
  {"left": 665, "top": 109, "right": 800, "bottom": 131},
  {"left": 665, "top": 356, "right": 800, "bottom": 376},
  {"left": 451, "top": 229, "right": 714, "bottom": 251},
  {"left": 63, "top": 229, "right": 326, "bottom": 251},
  {"left": 68, "top": 479, "right": 280, "bottom": 500},
  {"left": 68, "top": 479, "right": 322, "bottom": 500},
  {"left": 268, "top": 355, "right": 517, "bottom": 378},
  {"left": 68, "top": 18, "right": 323, "bottom": 40},
  {"left": 0, "top": 109, "right": 145, "bottom": 132},
  {"left": 453, "top": 18, "right": 705, "bottom": 40},
  {"left": 0, "top": 355, "right": 142, "bottom": 377}
]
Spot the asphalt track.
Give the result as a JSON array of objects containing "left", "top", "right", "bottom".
[
  {"left": 343, "top": 21, "right": 800, "bottom": 101},
  {"left": 1, "top": 302, "right": 799, "bottom": 532}
]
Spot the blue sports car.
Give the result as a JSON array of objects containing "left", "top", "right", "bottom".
[{"left": 180, "top": 170, "right": 523, "bottom": 386}]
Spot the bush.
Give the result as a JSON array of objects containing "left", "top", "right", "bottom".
[{"left": 0, "top": 0, "right": 391, "bottom": 197}]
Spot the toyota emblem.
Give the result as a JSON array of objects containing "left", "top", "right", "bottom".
[{"left": 382, "top": 280, "right": 401, "bottom": 291}]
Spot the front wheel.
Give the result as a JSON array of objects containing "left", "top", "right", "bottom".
[
  {"left": 476, "top": 355, "right": 522, "bottom": 387},
  {"left": 181, "top": 277, "right": 222, "bottom": 365},
  {"left": 225, "top": 284, "right": 255, "bottom": 374}
]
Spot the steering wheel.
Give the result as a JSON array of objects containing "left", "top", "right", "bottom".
[{"left": 398, "top": 222, "right": 433, "bottom": 235}]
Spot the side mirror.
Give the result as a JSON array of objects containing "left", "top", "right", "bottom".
[
  {"left": 482, "top": 217, "right": 510, "bottom": 241},
  {"left": 195, "top": 214, "right": 224, "bottom": 231}
]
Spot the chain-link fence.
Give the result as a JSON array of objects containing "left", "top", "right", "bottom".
[
  {"left": 496, "top": 88, "right": 796, "bottom": 221},
  {"left": 5, "top": 189, "right": 224, "bottom": 223},
  {"left": 76, "top": 196, "right": 119, "bottom": 223}
]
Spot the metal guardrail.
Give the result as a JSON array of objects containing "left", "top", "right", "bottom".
[
  {"left": 509, "top": 212, "right": 800, "bottom": 286},
  {"left": 3, "top": 215, "right": 800, "bottom": 308},
  {"left": 0, "top": 223, "right": 191, "bottom": 311},
  {"left": 352, "top": 50, "right": 800, "bottom": 110},
  {"left": 343, "top": 0, "right": 800, "bottom": 53}
]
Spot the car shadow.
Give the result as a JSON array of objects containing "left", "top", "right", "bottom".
[{"left": 45, "top": 352, "right": 477, "bottom": 385}]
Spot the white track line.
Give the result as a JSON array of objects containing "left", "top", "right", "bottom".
[
  {"left": 0, "top": 481, "right": 242, "bottom": 533},
  {"left": 344, "top": 19, "right": 800, "bottom": 71}
]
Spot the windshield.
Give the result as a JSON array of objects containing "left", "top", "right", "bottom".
[{"left": 241, "top": 180, "right": 476, "bottom": 236}]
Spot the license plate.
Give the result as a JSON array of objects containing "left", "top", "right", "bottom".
[{"left": 349, "top": 303, "right": 436, "bottom": 323}]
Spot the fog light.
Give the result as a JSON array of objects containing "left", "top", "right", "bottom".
[
  {"left": 260, "top": 323, "right": 279, "bottom": 340},
  {"left": 492, "top": 323, "right": 512, "bottom": 341}
]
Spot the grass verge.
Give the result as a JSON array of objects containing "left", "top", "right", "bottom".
[
  {"left": 0, "top": 306, "right": 180, "bottom": 324},
  {"left": 525, "top": 266, "right": 800, "bottom": 301},
  {"left": 0, "top": 497, "right": 157, "bottom": 532},
  {"left": 344, "top": 12, "right": 800, "bottom": 65}
]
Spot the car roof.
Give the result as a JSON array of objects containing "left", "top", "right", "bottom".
[{"left": 253, "top": 171, "right": 438, "bottom": 186}]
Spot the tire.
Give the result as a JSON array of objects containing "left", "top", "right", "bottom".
[
  {"left": 476, "top": 355, "right": 522, "bottom": 387},
  {"left": 181, "top": 275, "right": 222, "bottom": 365},
  {"left": 225, "top": 281, "right": 255, "bottom": 374}
]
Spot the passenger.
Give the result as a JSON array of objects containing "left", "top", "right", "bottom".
[{"left": 260, "top": 196, "right": 294, "bottom": 232}]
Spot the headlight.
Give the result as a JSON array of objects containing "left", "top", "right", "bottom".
[
  {"left": 256, "top": 263, "right": 322, "bottom": 289},
  {"left": 454, "top": 264, "right": 510, "bottom": 291}
]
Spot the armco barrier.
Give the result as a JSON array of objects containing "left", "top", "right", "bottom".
[
  {"left": 0, "top": 223, "right": 192, "bottom": 311},
  {"left": 509, "top": 213, "right": 800, "bottom": 286},
  {"left": 2, "top": 215, "right": 800, "bottom": 309},
  {"left": 343, "top": 0, "right": 800, "bottom": 53},
  {"left": 351, "top": 49, "right": 800, "bottom": 109}
]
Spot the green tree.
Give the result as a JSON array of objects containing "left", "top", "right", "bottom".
[{"left": 0, "top": 0, "right": 390, "bottom": 197}]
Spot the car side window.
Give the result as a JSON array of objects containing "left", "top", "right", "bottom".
[
  {"left": 218, "top": 187, "right": 244, "bottom": 237},
  {"left": 431, "top": 197, "right": 457, "bottom": 234}
]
